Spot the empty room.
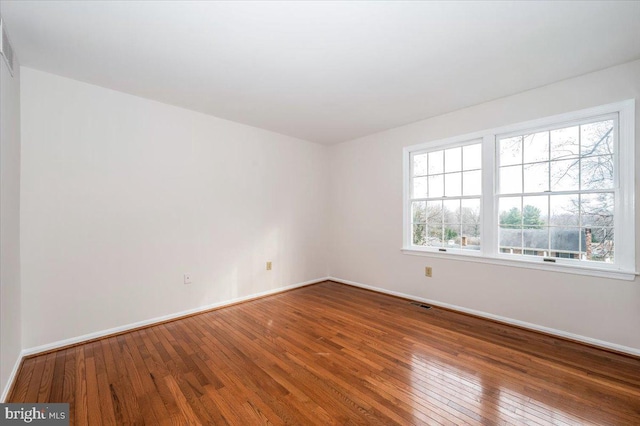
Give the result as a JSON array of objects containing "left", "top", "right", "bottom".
[{"left": 1, "top": 1, "right": 640, "bottom": 424}]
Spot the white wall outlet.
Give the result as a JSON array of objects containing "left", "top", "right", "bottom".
[{"left": 184, "top": 273, "right": 192, "bottom": 284}]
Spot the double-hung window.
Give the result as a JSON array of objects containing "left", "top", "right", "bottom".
[
  {"left": 410, "top": 142, "right": 482, "bottom": 252},
  {"left": 403, "top": 100, "right": 635, "bottom": 279}
]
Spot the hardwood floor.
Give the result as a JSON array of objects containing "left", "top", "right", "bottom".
[{"left": 8, "top": 281, "right": 640, "bottom": 425}]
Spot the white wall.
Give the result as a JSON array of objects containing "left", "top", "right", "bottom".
[
  {"left": 0, "top": 15, "right": 22, "bottom": 397},
  {"left": 329, "top": 59, "right": 640, "bottom": 352},
  {"left": 20, "top": 68, "right": 328, "bottom": 349},
  {"left": 16, "top": 59, "right": 640, "bottom": 357}
]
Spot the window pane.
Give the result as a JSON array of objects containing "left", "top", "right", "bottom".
[
  {"left": 426, "top": 226, "right": 444, "bottom": 247},
  {"left": 550, "top": 228, "right": 581, "bottom": 256},
  {"left": 426, "top": 201, "right": 443, "bottom": 226},
  {"left": 461, "top": 223, "right": 481, "bottom": 248},
  {"left": 550, "top": 126, "right": 579, "bottom": 160},
  {"left": 413, "top": 153, "right": 428, "bottom": 176},
  {"left": 444, "top": 225, "right": 461, "bottom": 246},
  {"left": 463, "top": 170, "right": 481, "bottom": 196},
  {"left": 445, "top": 147, "right": 462, "bottom": 173},
  {"left": 413, "top": 224, "right": 426, "bottom": 246},
  {"left": 523, "top": 162, "right": 549, "bottom": 193},
  {"left": 550, "top": 194, "right": 579, "bottom": 226},
  {"left": 586, "top": 227, "right": 614, "bottom": 262},
  {"left": 581, "top": 155, "right": 614, "bottom": 190},
  {"left": 523, "top": 196, "right": 548, "bottom": 226},
  {"left": 499, "top": 197, "right": 522, "bottom": 228},
  {"left": 443, "top": 199, "right": 460, "bottom": 224},
  {"left": 550, "top": 159, "right": 579, "bottom": 191},
  {"left": 461, "top": 199, "right": 480, "bottom": 223},
  {"left": 499, "top": 165, "right": 522, "bottom": 194},
  {"left": 428, "top": 174, "right": 443, "bottom": 198},
  {"left": 463, "top": 144, "right": 482, "bottom": 170},
  {"left": 500, "top": 227, "right": 522, "bottom": 251},
  {"left": 499, "top": 197, "right": 521, "bottom": 226},
  {"left": 413, "top": 176, "right": 428, "bottom": 198},
  {"left": 461, "top": 198, "right": 481, "bottom": 249},
  {"left": 499, "top": 136, "right": 522, "bottom": 166},
  {"left": 523, "top": 132, "right": 549, "bottom": 164},
  {"left": 581, "top": 193, "right": 614, "bottom": 227},
  {"left": 412, "top": 201, "right": 426, "bottom": 224},
  {"left": 581, "top": 120, "right": 614, "bottom": 157},
  {"left": 445, "top": 172, "right": 462, "bottom": 197},
  {"left": 428, "top": 150, "right": 444, "bottom": 174},
  {"left": 523, "top": 227, "right": 549, "bottom": 251}
]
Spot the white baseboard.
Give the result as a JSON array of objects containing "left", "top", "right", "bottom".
[
  {"left": 328, "top": 276, "right": 640, "bottom": 357},
  {"left": 1, "top": 349, "right": 26, "bottom": 402},
  {"left": 22, "top": 277, "right": 328, "bottom": 358}
]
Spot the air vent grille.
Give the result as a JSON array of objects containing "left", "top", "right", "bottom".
[
  {"left": 410, "top": 302, "right": 432, "bottom": 310},
  {"left": 1, "top": 17, "right": 15, "bottom": 76}
]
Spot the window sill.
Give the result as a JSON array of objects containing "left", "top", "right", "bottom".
[{"left": 401, "top": 248, "right": 638, "bottom": 281}]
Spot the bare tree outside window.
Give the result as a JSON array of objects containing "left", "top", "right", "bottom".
[{"left": 497, "top": 119, "right": 615, "bottom": 262}]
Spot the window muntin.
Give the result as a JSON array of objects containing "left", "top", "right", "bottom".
[
  {"left": 410, "top": 142, "right": 482, "bottom": 251},
  {"left": 497, "top": 117, "right": 616, "bottom": 263},
  {"left": 403, "top": 100, "right": 635, "bottom": 277}
]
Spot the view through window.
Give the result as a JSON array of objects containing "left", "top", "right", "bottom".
[
  {"left": 404, "top": 100, "right": 635, "bottom": 276},
  {"left": 497, "top": 117, "right": 615, "bottom": 263},
  {"left": 411, "top": 142, "right": 482, "bottom": 251}
]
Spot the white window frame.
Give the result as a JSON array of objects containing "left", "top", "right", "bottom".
[
  {"left": 408, "top": 139, "right": 483, "bottom": 256},
  {"left": 402, "top": 99, "right": 636, "bottom": 281}
]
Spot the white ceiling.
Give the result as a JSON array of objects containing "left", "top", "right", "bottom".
[{"left": 2, "top": 1, "right": 640, "bottom": 145}]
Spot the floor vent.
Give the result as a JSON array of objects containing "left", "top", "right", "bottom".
[{"left": 410, "top": 302, "right": 432, "bottom": 310}]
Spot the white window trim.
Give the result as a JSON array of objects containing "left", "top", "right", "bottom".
[{"left": 402, "top": 99, "right": 636, "bottom": 281}]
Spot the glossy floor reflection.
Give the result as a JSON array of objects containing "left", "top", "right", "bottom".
[{"left": 408, "top": 353, "right": 599, "bottom": 424}]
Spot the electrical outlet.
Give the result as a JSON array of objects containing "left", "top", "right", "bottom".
[
  {"left": 184, "top": 273, "right": 192, "bottom": 284},
  {"left": 425, "top": 267, "right": 432, "bottom": 277},
  {"left": 266, "top": 261, "right": 272, "bottom": 271}
]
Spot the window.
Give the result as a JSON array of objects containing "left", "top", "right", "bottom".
[
  {"left": 403, "top": 100, "right": 635, "bottom": 279},
  {"left": 410, "top": 142, "right": 482, "bottom": 252},
  {"left": 498, "top": 117, "right": 616, "bottom": 263}
]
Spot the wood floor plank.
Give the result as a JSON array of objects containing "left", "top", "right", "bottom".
[
  {"left": 23, "top": 355, "right": 47, "bottom": 402},
  {"left": 47, "top": 350, "right": 67, "bottom": 403},
  {"left": 7, "top": 281, "right": 640, "bottom": 425},
  {"left": 122, "top": 331, "right": 170, "bottom": 424},
  {"left": 74, "top": 346, "right": 89, "bottom": 426},
  {"left": 61, "top": 348, "right": 77, "bottom": 424},
  {"left": 8, "top": 360, "right": 32, "bottom": 403},
  {"left": 36, "top": 352, "right": 57, "bottom": 402},
  {"left": 164, "top": 374, "right": 202, "bottom": 425},
  {"left": 99, "top": 339, "right": 129, "bottom": 424},
  {"left": 92, "top": 341, "right": 117, "bottom": 426},
  {"left": 137, "top": 328, "right": 184, "bottom": 422},
  {"left": 116, "top": 334, "right": 161, "bottom": 425},
  {"left": 83, "top": 344, "right": 103, "bottom": 426}
]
